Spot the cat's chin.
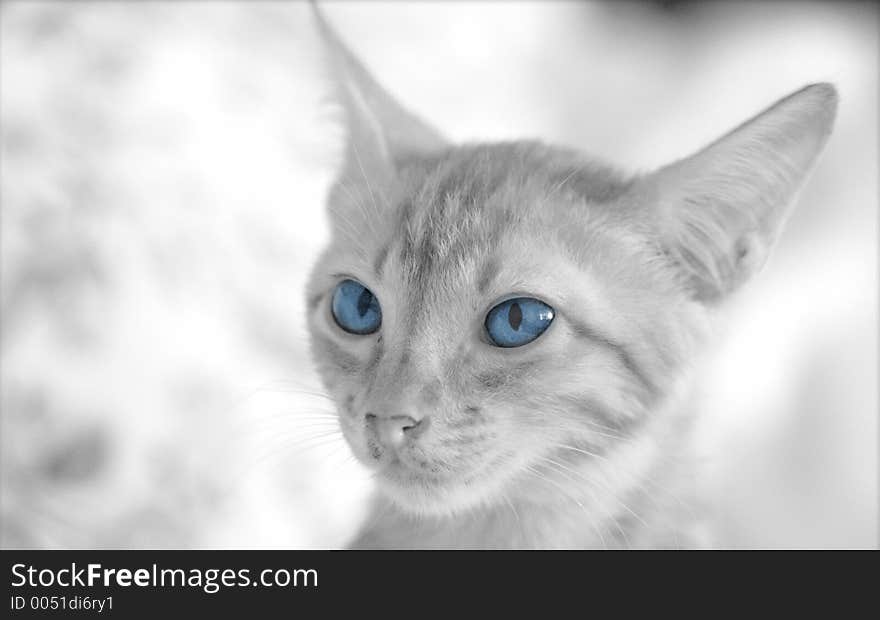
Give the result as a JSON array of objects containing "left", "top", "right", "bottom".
[
  {"left": 373, "top": 466, "right": 450, "bottom": 516},
  {"left": 378, "top": 482, "right": 483, "bottom": 518},
  {"left": 374, "top": 462, "right": 505, "bottom": 518}
]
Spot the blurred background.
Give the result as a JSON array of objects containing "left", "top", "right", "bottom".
[{"left": 1, "top": 1, "right": 876, "bottom": 549}]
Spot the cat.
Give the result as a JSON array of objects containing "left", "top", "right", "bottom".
[{"left": 305, "top": 4, "right": 837, "bottom": 549}]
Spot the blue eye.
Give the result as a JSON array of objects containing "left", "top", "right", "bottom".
[
  {"left": 331, "top": 279, "right": 382, "bottom": 335},
  {"left": 484, "top": 297, "right": 555, "bottom": 348}
]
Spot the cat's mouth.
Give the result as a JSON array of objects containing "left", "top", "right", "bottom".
[
  {"left": 340, "top": 414, "right": 497, "bottom": 514},
  {"left": 357, "top": 440, "right": 459, "bottom": 508},
  {"left": 369, "top": 446, "right": 445, "bottom": 482}
]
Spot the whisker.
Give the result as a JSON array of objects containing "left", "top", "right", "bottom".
[
  {"left": 244, "top": 411, "right": 340, "bottom": 425},
  {"left": 536, "top": 457, "right": 631, "bottom": 549},
  {"left": 249, "top": 429, "right": 343, "bottom": 464},
  {"left": 234, "top": 414, "right": 340, "bottom": 438},
  {"left": 521, "top": 465, "right": 608, "bottom": 549},
  {"left": 546, "top": 168, "right": 579, "bottom": 201},
  {"left": 335, "top": 178, "right": 383, "bottom": 240},
  {"left": 349, "top": 141, "right": 385, "bottom": 231},
  {"left": 541, "top": 455, "right": 648, "bottom": 530},
  {"left": 553, "top": 442, "right": 696, "bottom": 546}
]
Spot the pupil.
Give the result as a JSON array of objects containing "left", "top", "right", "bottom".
[
  {"left": 508, "top": 302, "right": 523, "bottom": 331},
  {"left": 356, "top": 288, "right": 373, "bottom": 317}
]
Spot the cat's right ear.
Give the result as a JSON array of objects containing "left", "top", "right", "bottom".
[
  {"left": 639, "top": 83, "right": 837, "bottom": 304},
  {"left": 311, "top": 2, "right": 448, "bottom": 191}
]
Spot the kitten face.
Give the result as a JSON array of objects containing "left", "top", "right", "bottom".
[
  {"left": 307, "top": 143, "right": 703, "bottom": 515},
  {"left": 306, "top": 6, "right": 836, "bottom": 518}
]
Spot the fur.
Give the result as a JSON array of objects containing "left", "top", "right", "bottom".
[{"left": 305, "top": 4, "right": 837, "bottom": 549}]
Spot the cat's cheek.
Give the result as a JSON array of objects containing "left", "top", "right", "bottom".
[
  {"left": 337, "top": 410, "right": 403, "bottom": 471},
  {"left": 338, "top": 421, "right": 375, "bottom": 469}
]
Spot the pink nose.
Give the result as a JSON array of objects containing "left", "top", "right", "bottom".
[{"left": 365, "top": 414, "right": 427, "bottom": 449}]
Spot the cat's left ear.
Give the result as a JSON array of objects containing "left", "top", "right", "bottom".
[
  {"left": 642, "top": 83, "right": 837, "bottom": 303},
  {"left": 311, "top": 2, "right": 448, "bottom": 186}
]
